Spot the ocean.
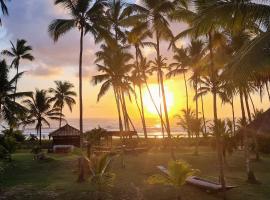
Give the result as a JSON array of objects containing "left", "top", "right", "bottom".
[{"left": 16, "top": 118, "right": 187, "bottom": 139}]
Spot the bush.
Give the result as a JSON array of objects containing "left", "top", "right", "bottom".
[
  {"left": 257, "top": 134, "right": 270, "bottom": 154},
  {"left": 31, "top": 145, "right": 42, "bottom": 155},
  {"left": 0, "top": 145, "right": 10, "bottom": 160}
]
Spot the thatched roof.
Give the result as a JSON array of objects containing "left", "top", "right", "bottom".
[
  {"left": 49, "top": 124, "right": 80, "bottom": 137},
  {"left": 247, "top": 108, "right": 270, "bottom": 134}
]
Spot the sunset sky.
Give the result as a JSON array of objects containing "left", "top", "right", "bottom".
[{"left": 0, "top": 0, "right": 268, "bottom": 124}]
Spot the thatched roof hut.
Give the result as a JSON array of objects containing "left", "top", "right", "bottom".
[
  {"left": 49, "top": 124, "right": 80, "bottom": 147},
  {"left": 246, "top": 109, "right": 270, "bottom": 135}
]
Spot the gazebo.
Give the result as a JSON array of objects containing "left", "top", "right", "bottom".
[{"left": 49, "top": 124, "right": 80, "bottom": 147}]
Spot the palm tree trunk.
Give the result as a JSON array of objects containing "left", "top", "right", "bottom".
[
  {"left": 156, "top": 33, "right": 171, "bottom": 138},
  {"left": 199, "top": 82, "right": 207, "bottom": 136},
  {"left": 59, "top": 103, "right": 63, "bottom": 128},
  {"left": 14, "top": 64, "right": 19, "bottom": 97},
  {"left": 244, "top": 90, "right": 252, "bottom": 122},
  {"left": 184, "top": 72, "right": 191, "bottom": 138},
  {"left": 231, "top": 98, "right": 236, "bottom": 136},
  {"left": 139, "top": 84, "right": 148, "bottom": 138},
  {"left": 39, "top": 123, "right": 42, "bottom": 146},
  {"left": 135, "top": 47, "right": 147, "bottom": 138},
  {"left": 158, "top": 75, "right": 165, "bottom": 138},
  {"left": 183, "top": 72, "right": 189, "bottom": 111},
  {"left": 248, "top": 92, "right": 256, "bottom": 114},
  {"left": 209, "top": 32, "right": 226, "bottom": 198},
  {"left": 244, "top": 90, "right": 260, "bottom": 161},
  {"left": 195, "top": 76, "right": 198, "bottom": 119},
  {"left": 114, "top": 88, "right": 123, "bottom": 131},
  {"left": 143, "top": 74, "right": 167, "bottom": 131},
  {"left": 265, "top": 82, "right": 270, "bottom": 101},
  {"left": 201, "top": 94, "right": 207, "bottom": 137},
  {"left": 119, "top": 90, "right": 130, "bottom": 131},
  {"left": 240, "top": 89, "right": 257, "bottom": 183},
  {"left": 79, "top": 27, "right": 84, "bottom": 149}
]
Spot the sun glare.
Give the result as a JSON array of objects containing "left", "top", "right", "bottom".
[{"left": 142, "top": 84, "right": 174, "bottom": 116}]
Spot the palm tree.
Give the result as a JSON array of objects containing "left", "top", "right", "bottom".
[
  {"left": 49, "top": 0, "right": 107, "bottom": 148},
  {"left": 49, "top": 81, "right": 77, "bottom": 128},
  {"left": 23, "top": 89, "right": 61, "bottom": 145},
  {"left": 127, "top": 25, "right": 152, "bottom": 138},
  {"left": 0, "top": 0, "right": 10, "bottom": 25},
  {"left": 218, "top": 81, "right": 236, "bottom": 136},
  {"left": 134, "top": 0, "right": 175, "bottom": 137},
  {"left": 105, "top": 0, "right": 137, "bottom": 44},
  {"left": 167, "top": 48, "right": 190, "bottom": 117},
  {"left": 92, "top": 42, "right": 134, "bottom": 132},
  {"left": 176, "top": 108, "right": 202, "bottom": 154},
  {"left": 1, "top": 39, "right": 34, "bottom": 95},
  {"left": 0, "top": 59, "right": 31, "bottom": 127}
]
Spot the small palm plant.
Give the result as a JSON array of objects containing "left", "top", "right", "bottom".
[
  {"left": 89, "top": 154, "right": 115, "bottom": 200},
  {"left": 147, "top": 160, "right": 197, "bottom": 200}
]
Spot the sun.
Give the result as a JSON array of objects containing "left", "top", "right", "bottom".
[{"left": 142, "top": 84, "right": 174, "bottom": 116}]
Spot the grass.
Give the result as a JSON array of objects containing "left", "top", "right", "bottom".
[{"left": 1, "top": 147, "right": 270, "bottom": 200}]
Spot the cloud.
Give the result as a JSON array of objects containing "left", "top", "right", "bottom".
[
  {"left": 27, "top": 63, "right": 63, "bottom": 77},
  {"left": 0, "top": 0, "right": 100, "bottom": 78}
]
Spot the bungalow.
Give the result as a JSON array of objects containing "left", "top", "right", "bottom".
[{"left": 49, "top": 124, "right": 81, "bottom": 147}]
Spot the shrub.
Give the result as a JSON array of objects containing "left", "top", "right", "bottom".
[{"left": 257, "top": 134, "right": 270, "bottom": 154}]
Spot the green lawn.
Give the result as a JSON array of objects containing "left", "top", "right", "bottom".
[{"left": 1, "top": 147, "right": 270, "bottom": 200}]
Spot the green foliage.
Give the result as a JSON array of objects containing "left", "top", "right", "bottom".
[
  {"left": 0, "top": 59, "right": 31, "bottom": 126},
  {"left": 84, "top": 127, "right": 108, "bottom": 145},
  {"left": 147, "top": 160, "right": 197, "bottom": 188},
  {"left": 257, "top": 135, "right": 270, "bottom": 154},
  {"left": 49, "top": 80, "right": 76, "bottom": 126},
  {"left": 176, "top": 108, "right": 203, "bottom": 137},
  {"left": 0, "top": 144, "right": 9, "bottom": 159},
  {"left": 0, "top": 128, "right": 25, "bottom": 158},
  {"left": 89, "top": 154, "right": 115, "bottom": 200},
  {"left": 31, "top": 145, "right": 42, "bottom": 155}
]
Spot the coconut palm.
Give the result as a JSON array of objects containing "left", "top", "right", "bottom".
[
  {"left": 23, "top": 89, "right": 61, "bottom": 145},
  {"left": 133, "top": 0, "right": 175, "bottom": 137},
  {"left": 105, "top": 0, "right": 138, "bottom": 44},
  {"left": 0, "top": 59, "right": 31, "bottom": 127},
  {"left": 92, "top": 42, "right": 133, "bottom": 131},
  {"left": 0, "top": 0, "right": 10, "bottom": 25},
  {"left": 167, "top": 48, "right": 190, "bottom": 116},
  {"left": 176, "top": 108, "right": 202, "bottom": 154},
  {"left": 49, "top": 0, "right": 108, "bottom": 148},
  {"left": 127, "top": 25, "right": 152, "bottom": 138},
  {"left": 49, "top": 81, "right": 77, "bottom": 128},
  {"left": 1, "top": 39, "right": 34, "bottom": 95}
]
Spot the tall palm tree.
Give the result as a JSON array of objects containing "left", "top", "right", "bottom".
[
  {"left": 127, "top": 25, "right": 152, "bottom": 138},
  {"left": 1, "top": 39, "right": 34, "bottom": 95},
  {"left": 105, "top": 0, "right": 137, "bottom": 44},
  {"left": 167, "top": 48, "right": 189, "bottom": 116},
  {"left": 92, "top": 42, "right": 133, "bottom": 132},
  {"left": 49, "top": 81, "right": 77, "bottom": 128},
  {"left": 23, "top": 89, "right": 61, "bottom": 145},
  {"left": 133, "top": 0, "right": 175, "bottom": 137},
  {"left": 0, "top": 0, "right": 10, "bottom": 25},
  {"left": 48, "top": 0, "right": 107, "bottom": 148},
  {"left": 0, "top": 59, "right": 31, "bottom": 127}
]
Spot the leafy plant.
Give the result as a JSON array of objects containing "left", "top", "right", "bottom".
[
  {"left": 89, "top": 154, "right": 115, "bottom": 200},
  {"left": 147, "top": 160, "right": 197, "bottom": 199}
]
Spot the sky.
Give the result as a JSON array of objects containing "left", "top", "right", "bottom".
[{"left": 0, "top": 0, "right": 269, "bottom": 126}]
